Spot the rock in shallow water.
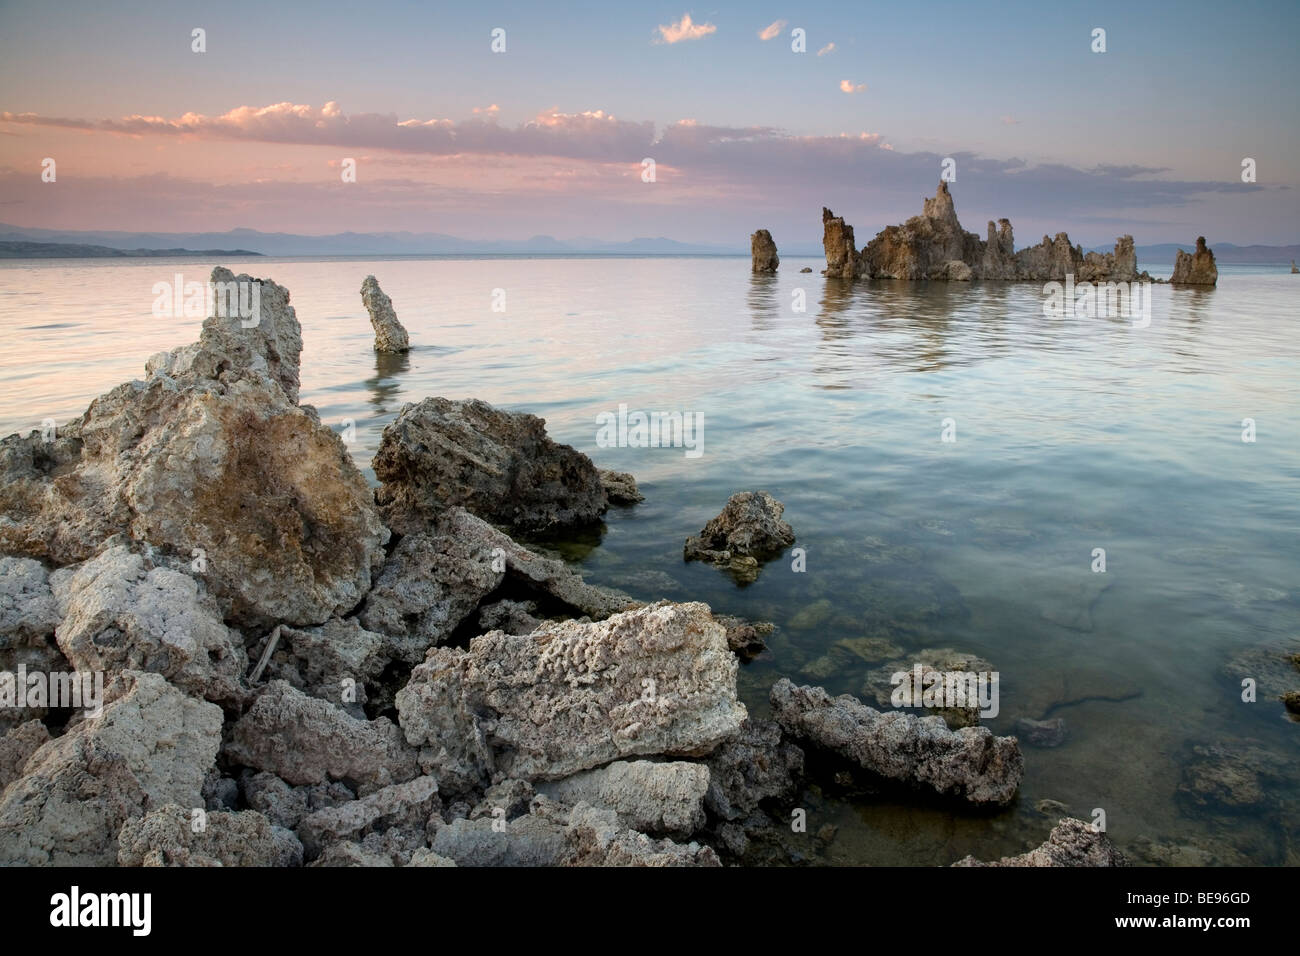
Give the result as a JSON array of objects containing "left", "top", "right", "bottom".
[
  {"left": 769, "top": 678, "right": 1022, "bottom": 806},
  {"left": 360, "top": 275, "right": 410, "bottom": 353},
  {"left": 684, "top": 491, "right": 795, "bottom": 581},
  {"left": 751, "top": 229, "right": 779, "bottom": 273},
  {"left": 373, "top": 397, "right": 612, "bottom": 535},
  {"left": 952, "top": 818, "right": 1127, "bottom": 867}
]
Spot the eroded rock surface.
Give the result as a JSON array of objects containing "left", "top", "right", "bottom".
[
  {"left": 751, "top": 229, "right": 779, "bottom": 273},
  {"left": 770, "top": 678, "right": 1022, "bottom": 806},
  {"left": 0, "top": 671, "right": 222, "bottom": 865},
  {"left": 118, "top": 804, "right": 303, "bottom": 867},
  {"left": 685, "top": 491, "right": 795, "bottom": 581},
  {"left": 536, "top": 760, "right": 708, "bottom": 838},
  {"left": 361, "top": 275, "right": 410, "bottom": 353},
  {"left": 1170, "top": 236, "right": 1219, "bottom": 285},
  {"left": 952, "top": 818, "right": 1127, "bottom": 867},
  {"left": 396, "top": 601, "right": 746, "bottom": 793},
  {"left": 374, "top": 397, "right": 613, "bottom": 535}
]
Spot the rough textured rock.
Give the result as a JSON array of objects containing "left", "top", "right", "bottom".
[
  {"left": 952, "top": 818, "right": 1127, "bottom": 867},
  {"left": 360, "top": 275, "right": 410, "bottom": 353},
  {"left": 704, "top": 717, "right": 803, "bottom": 822},
  {"left": 713, "top": 614, "right": 773, "bottom": 658},
  {"left": 296, "top": 775, "right": 439, "bottom": 860},
  {"left": 0, "top": 670, "right": 222, "bottom": 865},
  {"left": 827, "top": 183, "right": 1150, "bottom": 283},
  {"left": 0, "top": 556, "right": 64, "bottom": 732},
  {"left": 600, "top": 469, "right": 644, "bottom": 504},
  {"left": 373, "top": 397, "right": 609, "bottom": 535},
  {"left": 430, "top": 798, "right": 718, "bottom": 867},
  {"left": 0, "top": 719, "right": 50, "bottom": 790},
  {"left": 862, "top": 648, "right": 996, "bottom": 729},
  {"left": 396, "top": 601, "right": 746, "bottom": 793},
  {"left": 770, "top": 678, "right": 1022, "bottom": 806},
  {"left": 477, "top": 599, "right": 541, "bottom": 635},
  {"left": 751, "top": 229, "right": 779, "bottom": 273},
  {"left": 225, "top": 680, "right": 418, "bottom": 795},
  {"left": 537, "top": 760, "right": 708, "bottom": 838},
  {"left": 309, "top": 842, "right": 395, "bottom": 867},
  {"left": 117, "top": 804, "right": 303, "bottom": 866},
  {"left": 360, "top": 507, "right": 635, "bottom": 663},
  {"left": 821, "top": 207, "right": 859, "bottom": 278},
  {"left": 0, "top": 369, "right": 388, "bottom": 629},
  {"left": 1170, "top": 236, "right": 1219, "bottom": 285},
  {"left": 240, "top": 771, "right": 355, "bottom": 830},
  {"left": 255, "top": 617, "right": 386, "bottom": 717},
  {"left": 49, "top": 545, "right": 247, "bottom": 707},
  {"left": 684, "top": 491, "right": 795, "bottom": 579}
]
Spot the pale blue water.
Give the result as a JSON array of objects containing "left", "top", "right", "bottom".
[{"left": 1, "top": 255, "right": 1297, "bottom": 865}]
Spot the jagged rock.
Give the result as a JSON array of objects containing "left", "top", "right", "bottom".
[
  {"left": 684, "top": 491, "right": 795, "bottom": 578},
  {"left": 829, "top": 183, "right": 1148, "bottom": 283},
  {"left": 470, "top": 778, "right": 535, "bottom": 821},
  {"left": 310, "top": 843, "right": 395, "bottom": 867},
  {"left": 373, "top": 397, "right": 609, "bottom": 535},
  {"left": 564, "top": 802, "right": 721, "bottom": 866},
  {"left": 255, "top": 617, "right": 387, "bottom": 717},
  {"left": 360, "top": 275, "right": 410, "bottom": 353},
  {"left": 396, "top": 601, "right": 746, "bottom": 793},
  {"left": 600, "top": 469, "right": 644, "bottom": 504},
  {"left": 225, "top": 681, "right": 418, "bottom": 795},
  {"left": 769, "top": 678, "right": 1022, "bottom": 806},
  {"left": 296, "top": 775, "right": 439, "bottom": 860},
  {"left": 240, "top": 770, "right": 355, "bottom": 830},
  {"left": 407, "top": 848, "right": 458, "bottom": 866},
  {"left": 360, "top": 506, "right": 635, "bottom": 664},
  {"left": 536, "top": 760, "right": 709, "bottom": 838},
  {"left": 0, "top": 369, "right": 387, "bottom": 628},
  {"left": 201, "top": 768, "right": 238, "bottom": 810},
  {"left": 0, "top": 670, "right": 222, "bottom": 865},
  {"left": 430, "top": 798, "right": 718, "bottom": 867},
  {"left": 49, "top": 545, "right": 247, "bottom": 707},
  {"left": 751, "top": 229, "right": 779, "bottom": 273},
  {"left": 118, "top": 804, "right": 303, "bottom": 867},
  {"left": 704, "top": 717, "right": 804, "bottom": 821},
  {"left": 0, "top": 556, "right": 60, "bottom": 644},
  {"left": 0, "top": 719, "right": 49, "bottom": 790},
  {"left": 0, "top": 556, "right": 65, "bottom": 733},
  {"left": 1170, "top": 236, "right": 1218, "bottom": 285},
  {"left": 821, "top": 208, "right": 858, "bottom": 278},
  {"left": 952, "top": 818, "right": 1127, "bottom": 866},
  {"left": 477, "top": 599, "right": 541, "bottom": 636}
]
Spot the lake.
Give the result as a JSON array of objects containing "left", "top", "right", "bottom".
[{"left": 1, "top": 254, "right": 1297, "bottom": 865}]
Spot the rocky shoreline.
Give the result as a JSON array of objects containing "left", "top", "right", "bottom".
[{"left": 0, "top": 268, "right": 1129, "bottom": 867}]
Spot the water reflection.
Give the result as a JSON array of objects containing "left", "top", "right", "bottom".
[{"left": 365, "top": 349, "right": 410, "bottom": 414}]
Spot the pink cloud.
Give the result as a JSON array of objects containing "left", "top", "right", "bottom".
[
  {"left": 758, "top": 20, "right": 786, "bottom": 41},
  {"left": 840, "top": 80, "right": 866, "bottom": 94},
  {"left": 655, "top": 13, "right": 716, "bottom": 44}
]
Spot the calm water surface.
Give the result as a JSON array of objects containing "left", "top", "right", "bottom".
[{"left": 1, "top": 255, "right": 1297, "bottom": 866}]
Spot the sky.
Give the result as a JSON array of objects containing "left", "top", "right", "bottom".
[{"left": 0, "top": 0, "right": 1297, "bottom": 246}]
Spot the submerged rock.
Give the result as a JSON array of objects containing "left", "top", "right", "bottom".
[
  {"left": 952, "top": 818, "right": 1127, "bottom": 867},
  {"left": 769, "top": 678, "right": 1022, "bottom": 806},
  {"left": 684, "top": 491, "right": 795, "bottom": 581},
  {"left": 360, "top": 275, "right": 410, "bottom": 353},
  {"left": 751, "top": 229, "right": 779, "bottom": 273},
  {"left": 396, "top": 601, "right": 746, "bottom": 793},
  {"left": 599, "top": 469, "right": 644, "bottom": 504},
  {"left": 1170, "top": 236, "right": 1219, "bottom": 285},
  {"left": 0, "top": 670, "right": 223, "bottom": 865},
  {"left": 373, "top": 397, "right": 612, "bottom": 535}
]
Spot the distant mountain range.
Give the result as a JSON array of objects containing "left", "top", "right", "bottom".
[
  {"left": 0, "top": 240, "right": 263, "bottom": 259},
  {"left": 0, "top": 224, "right": 1296, "bottom": 263}
]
